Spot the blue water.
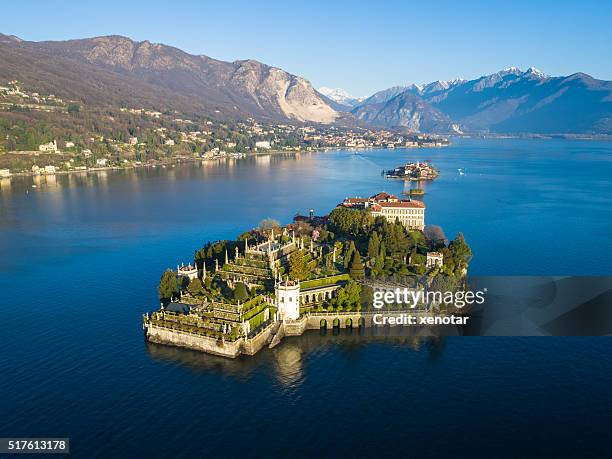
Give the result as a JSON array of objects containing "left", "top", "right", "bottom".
[{"left": 0, "top": 138, "right": 611, "bottom": 457}]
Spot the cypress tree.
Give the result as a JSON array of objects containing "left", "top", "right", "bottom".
[
  {"left": 349, "top": 251, "right": 365, "bottom": 280},
  {"left": 367, "top": 231, "right": 380, "bottom": 260},
  {"left": 234, "top": 282, "right": 249, "bottom": 301},
  {"left": 344, "top": 240, "right": 356, "bottom": 269}
]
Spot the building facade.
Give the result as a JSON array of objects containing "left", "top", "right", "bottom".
[
  {"left": 275, "top": 279, "right": 300, "bottom": 321},
  {"left": 341, "top": 192, "right": 426, "bottom": 230}
]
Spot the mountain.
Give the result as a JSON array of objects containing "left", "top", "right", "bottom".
[
  {"left": 352, "top": 90, "right": 454, "bottom": 132},
  {"left": 356, "top": 86, "right": 410, "bottom": 107},
  {"left": 354, "top": 68, "right": 612, "bottom": 134},
  {"left": 423, "top": 67, "right": 612, "bottom": 134},
  {"left": 318, "top": 87, "right": 364, "bottom": 110},
  {"left": 0, "top": 34, "right": 339, "bottom": 124},
  {"left": 1, "top": 34, "right": 610, "bottom": 135}
]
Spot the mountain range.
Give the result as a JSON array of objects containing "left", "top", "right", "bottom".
[
  {"left": 0, "top": 33, "right": 340, "bottom": 124},
  {"left": 1, "top": 33, "right": 611, "bottom": 135},
  {"left": 348, "top": 67, "right": 612, "bottom": 134}
]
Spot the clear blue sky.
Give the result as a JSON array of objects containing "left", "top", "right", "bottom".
[{"left": 1, "top": 0, "right": 610, "bottom": 96}]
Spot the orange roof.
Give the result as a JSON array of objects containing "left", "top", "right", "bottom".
[
  {"left": 371, "top": 200, "right": 425, "bottom": 209},
  {"left": 370, "top": 192, "right": 397, "bottom": 201}
]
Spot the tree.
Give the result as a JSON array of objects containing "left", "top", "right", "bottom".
[
  {"left": 187, "top": 278, "right": 203, "bottom": 296},
  {"left": 344, "top": 240, "right": 356, "bottom": 269},
  {"left": 372, "top": 250, "right": 384, "bottom": 276},
  {"left": 360, "top": 284, "right": 374, "bottom": 310},
  {"left": 178, "top": 275, "right": 190, "bottom": 290},
  {"left": 448, "top": 233, "right": 472, "bottom": 273},
  {"left": 289, "top": 250, "right": 310, "bottom": 280},
  {"left": 424, "top": 225, "right": 447, "bottom": 249},
  {"left": 159, "top": 269, "right": 178, "bottom": 303},
  {"left": 258, "top": 218, "right": 281, "bottom": 238},
  {"left": 410, "top": 250, "right": 426, "bottom": 266},
  {"left": 331, "top": 280, "right": 362, "bottom": 311},
  {"left": 367, "top": 231, "right": 380, "bottom": 260},
  {"left": 344, "top": 280, "right": 362, "bottom": 310},
  {"left": 328, "top": 207, "right": 374, "bottom": 238},
  {"left": 430, "top": 273, "right": 458, "bottom": 293},
  {"left": 349, "top": 251, "right": 365, "bottom": 280},
  {"left": 234, "top": 282, "right": 249, "bottom": 301}
]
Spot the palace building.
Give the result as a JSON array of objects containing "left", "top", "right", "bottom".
[{"left": 341, "top": 192, "right": 426, "bottom": 230}]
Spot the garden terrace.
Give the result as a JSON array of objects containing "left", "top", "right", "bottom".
[
  {"left": 146, "top": 311, "right": 239, "bottom": 341},
  {"left": 300, "top": 274, "right": 350, "bottom": 290}
]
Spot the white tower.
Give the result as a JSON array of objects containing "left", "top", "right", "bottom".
[{"left": 275, "top": 279, "right": 300, "bottom": 321}]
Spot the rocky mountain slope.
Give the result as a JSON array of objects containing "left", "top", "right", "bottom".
[
  {"left": 0, "top": 34, "right": 339, "bottom": 124},
  {"left": 2, "top": 32, "right": 610, "bottom": 134},
  {"left": 352, "top": 90, "right": 454, "bottom": 132}
]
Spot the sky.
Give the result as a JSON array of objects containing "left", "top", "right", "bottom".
[{"left": 1, "top": 0, "right": 611, "bottom": 97}]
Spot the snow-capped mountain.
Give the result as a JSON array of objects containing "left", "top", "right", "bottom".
[
  {"left": 351, "top": 67, "right": 612, "bottom": 134},
  {"left": 318, "top": 87, "right": 364, "bottom": 109}
]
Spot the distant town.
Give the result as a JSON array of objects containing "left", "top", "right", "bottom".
[
  {"left": 0, "top": 79, "right": 449, "bottom": 179},
  {"left": 384, "top": 161, "right": 439, "bottom": 181}
]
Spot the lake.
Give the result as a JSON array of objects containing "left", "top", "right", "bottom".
[{"left": 1, "top": 138, "right": 611, "bottom": 457}]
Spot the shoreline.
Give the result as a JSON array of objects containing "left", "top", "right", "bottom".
[{"left": 1, "top": 144, "right": 451, "bottom": 180}]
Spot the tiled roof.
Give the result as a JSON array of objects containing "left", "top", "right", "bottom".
[
  {"left": 370, "top": 192, "right": 397, "bottom": 200},
  {"left": 371, "top": 200, "right": 426, "bottom": 209}
]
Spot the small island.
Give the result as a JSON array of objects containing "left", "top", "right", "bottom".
[
  {"left": 143, "top": 192, "right": 472, "bottom": 358},
  {"left": 384, "top": 161, "right": 439, "bottom": 181}
]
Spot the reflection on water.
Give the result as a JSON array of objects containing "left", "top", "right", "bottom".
[
  {"left": 1, "top": 155, "right": 313, "bottom": 195},
  {"left": 145, "top": 328, "right": 447, "bottom": 385},
  {"left": 2, "top": 139, "right": 608, "bottom": 276},
  {"left": 1, "top": 139, "right": 612, "bottom": 456}
]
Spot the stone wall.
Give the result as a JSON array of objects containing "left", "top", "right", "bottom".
[
  {"left": 145, "top": 324, "right": 242, "bottom": 358},
  {"left": 241, "top": 322, "right": 276, "bottom": 355},
  {"left": 284, "top": 316, "right": 308, "bottom": 336}
]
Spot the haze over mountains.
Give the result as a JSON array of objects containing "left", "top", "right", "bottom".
[{"left": 1, "top": 33, "right": 611, "bottom": 135}]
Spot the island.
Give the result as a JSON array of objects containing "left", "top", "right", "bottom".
[
  {"left": 384, "top": 161, "right": 439, "bottom": 181},
  {"left": 143, "top": 192, "right": 472, "bottom": 358}
]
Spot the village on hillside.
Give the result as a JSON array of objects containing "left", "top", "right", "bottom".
[{"left": 0, "top": 79, "right": 450, "bottom": 179}]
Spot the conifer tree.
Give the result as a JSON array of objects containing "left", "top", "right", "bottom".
[
  {"left": 349, "top": 251, "right": 365, "bottom": 280},
  {"left": 367, "top": 231, "right": 380, "bottom": 260}
]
